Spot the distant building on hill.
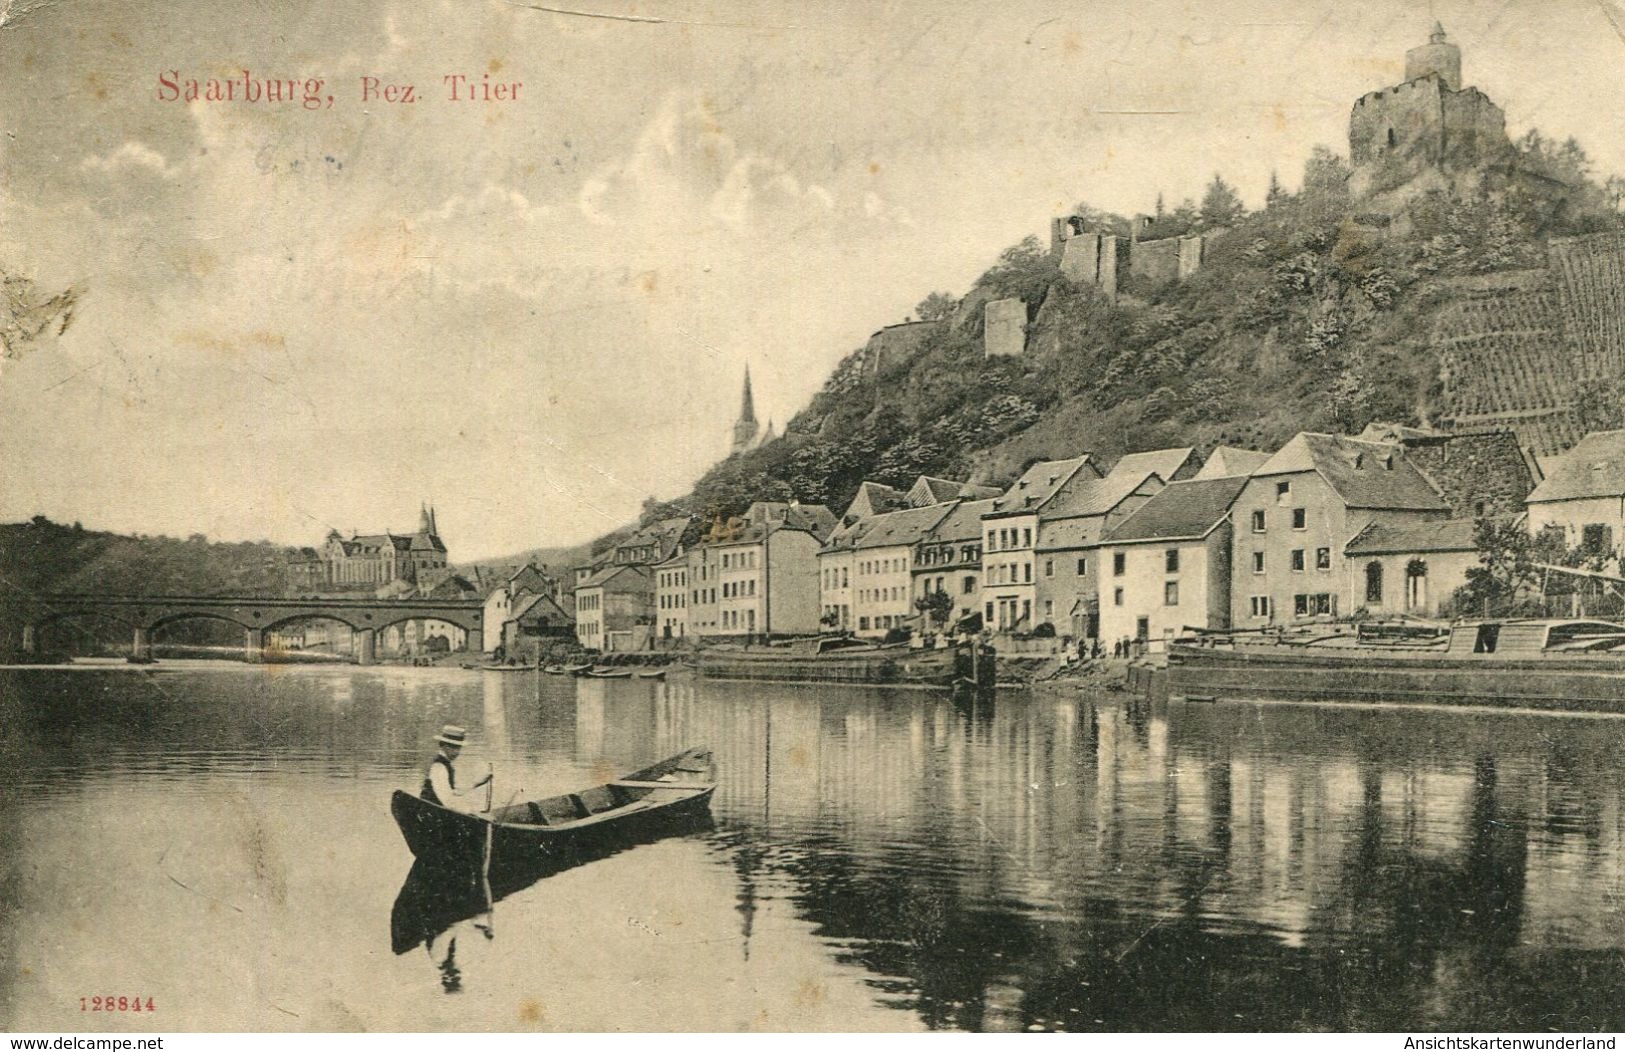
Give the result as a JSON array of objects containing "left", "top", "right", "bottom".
[
  {"left": 287, "top": 503, "right": 448, "bottom": 594},
  {"left": 1348, "top": 24, "right": 1513, "bottom": 203}
]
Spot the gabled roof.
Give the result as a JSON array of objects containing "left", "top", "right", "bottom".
[
  {"left": 408, "top": 531, "right": 447, "bottom": 553},
  {"left": 578, "top": 564, "right": 650, "bottom": 589},
  {"left": 510, "top": 593, "right": 575, "bottom": 625},
  {"left": 1195, "top": 446, "right": 1272, "bottom": 479},
  {"left": 349, "top": 532, "right": 412, "bottom": 553},
  {"left": 780, "top": 503, "right": 837, "bottom": 538},
  {"left": 985, "top": 456, "right": 1095, "bottom": 518},
  {"left": 908, "top": 476, "right": 967, "bottom": 506},
  {"left": 1038, "top": 515, "right": 1106, "bottom": 553},
  {"left": 1252, "top": 433, "right": 1450, "bottom": 512},
  {"left": 1344, "top": 518, "right": 1479, "bottom": 556},
  {"left": 921, "top": 498, "right": 998, "bottom": 546},
  {"left": 1045, "top": 470, "right": 1162, "bottom": 520},
  {"left": 842, "top": 481, "right": 909, "bottom": 520},
  {"left": 844, "top": 502, "right": 955, "bottom": 551},
  {"left": 1527, "top": 430, "right": 1625, "bottom": 503},
  {"left": 1110, "top": 447, "right": 1197, "bottom": 482},
  {"left": 1102, "top": 476, "right": 1250, "bottom": 544}
]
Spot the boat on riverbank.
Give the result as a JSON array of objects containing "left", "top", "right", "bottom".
[
  {"left": 694, "top": 638, "right": 995, "bottom": 689},
  {"left": 1168, "top": 619, "right": 1625, "bottom": 712}
]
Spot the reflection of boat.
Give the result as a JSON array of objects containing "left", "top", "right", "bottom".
[
  {"left": 564, "top": 662, "right": 592, "bottom": 675},
  {"left": 1169, "top": 619, "right": 1625, "bottom": 711},
  {"left": 390, "top": 746, "right": 716, "bottom": 867},
  {"left": 389, "top": 806, "right": 716, "bottom": 957},
  {"left": 588, "top": 666, "right": 633, "bottom": 678},
  {"left": 543, "top": 664, "right": 568, "bottom": 675},
  {"left": 635, "top": 668, "right": 666, "bottom": 680},
  {"left": 695, "top": 639, "right": 994, "bottom": 688}
]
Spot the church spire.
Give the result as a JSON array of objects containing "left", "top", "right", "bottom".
[
  {"left": 739, "top": 365, "right": 757, "bottom": 426},
  {"left": 731, "top": 364, "right": 761, "bottom": 453}
]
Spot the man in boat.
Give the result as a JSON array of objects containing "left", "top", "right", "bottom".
[{"left": 421, "top": 725, "right": 493, "bottom": 812}]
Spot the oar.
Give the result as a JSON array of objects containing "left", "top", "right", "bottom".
[{"left": 479, "top": 764, "right": 495, "bottom": 936}]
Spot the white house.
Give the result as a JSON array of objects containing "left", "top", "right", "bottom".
[{"left": 1097, "top": 475, "right": 1248, "bottom": 647}]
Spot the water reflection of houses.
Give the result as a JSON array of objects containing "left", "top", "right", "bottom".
[{"left": 616, "top": 682, "right": 1625, "bottom": 1027}]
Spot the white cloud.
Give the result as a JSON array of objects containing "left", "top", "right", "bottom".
[{"left": 80, "top": 141, "right": 176, "bottom": 179}]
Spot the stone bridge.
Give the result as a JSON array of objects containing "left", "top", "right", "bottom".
[{"left": 11, "top": 593, "right": 486, "bottom": 664}]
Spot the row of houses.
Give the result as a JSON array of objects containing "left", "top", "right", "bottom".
[{"left": 567, "top": 424, "right": 1625, "bottom": 652}]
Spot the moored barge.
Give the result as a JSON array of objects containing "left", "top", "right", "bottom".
[
  {"left": 694, "top": 638, "right": 995, "bottom": 688},
  {"left": 1168, "top": 619, "right": 1625, "bottom": 712}
]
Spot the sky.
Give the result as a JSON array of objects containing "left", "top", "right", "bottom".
[{"left": 2, "top": 0, "right": 1624, "bottom": 561}]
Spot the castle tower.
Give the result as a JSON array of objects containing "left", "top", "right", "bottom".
[
  {"left": 731, "top": 365, "right": 760, "bottom": 453},
  {"left": 1405, "top": 22, "right": 1461, "bottom": 91},
  {"left": 1349, "top": 23, "right": 1505, "bottom": 199}
]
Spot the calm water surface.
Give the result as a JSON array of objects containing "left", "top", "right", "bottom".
[{"left": 1, "top": 663, "right": 1623, "bottom": 1032}]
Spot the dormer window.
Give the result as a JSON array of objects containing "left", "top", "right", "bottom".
[
  {"left": 1382, "top": 454, "right": 1394, "bottom": 471},
  {"left": 1018, "top": 480, "right": 1029, "bottom": 489}
]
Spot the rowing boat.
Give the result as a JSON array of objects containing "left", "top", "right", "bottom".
[
  {"left": 635, "top": 668, "right": 666, "bottom": 680},
  {"left": 588, "top": 666, "right": 633, "bottom": 678},
  {"left": 390, "top": 746, "right": 716, "bottom": 868}
]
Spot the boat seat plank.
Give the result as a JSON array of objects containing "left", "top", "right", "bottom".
[{"left": 610, "top": 780, "right": 711, "bottom": 792}]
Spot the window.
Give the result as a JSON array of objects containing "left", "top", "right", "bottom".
[
  {"left": 1045, "top": 559, "right": 1054, "bottom": 577},
  {"left": 1291, "top": 549, "right": 1305, "bottom": 572},
  {"left": 1251, "top": 509, "right": 1266, "bottom": 533},
  {"left": 1252, "top": 551, "right": 1266, "bottom": 574},
  {"left": 1292, "top": 508, "right": 1306, "bottom": 530},
  {"left": 1316, "top": 547, "right": 1331, "bottom": 571},
  {"left": 1135, "top": 617, "right": 1149, "bottom": 640},
  {"left": 1077, "top": 558, "right": 1087, "bottom": 576},
  {"left": 1249, "top": 595, "right": 1270, "bottom": 618},
  {"left": 1165, "top": 549, "right": 1179, "bottom": 573},
  {"left": 1276, "top": 480, "right": 1291, "bottom": 505},
  {"left": 1113, "top": 552, "right": 1126, "bottom": 576},
  {"left": 963, "top": 576, "right": 976, "bottom": 594},
  {"left": 1022, "top": 528, "right": 1032, "bottom": 548},
  {"left": 1295, "top": 593, "right": 1333, "bottom": 617},
  {"left": 859, "top": 617, "right": 870, "bottom": 631},
  {"left": 1164, "top": 581, "right": 1179, "bottom": 606},
  {"left": 985, "top": 602, "right": 994, "bottom": 621},
  {"left": 1113, "top": 587, "right": 1124, "bottom": 606},
  {"left": 1582, "top": 523, "right": 1615, "bottom": 555},
  {"left": 1023, "top": 562, "right": 1032, "bottom": 583},
  {"left": 1044, "top": 600, "right": 1054, "bottom": 619}
]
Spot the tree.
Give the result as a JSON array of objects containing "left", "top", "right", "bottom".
[
  {"left": 1200, "top": 174, "right": 1245, "bottom": 229},
  {"left": 915, "top": 588, "right": 954, "bottom": 631},
  {"left": 1300, "top": 146, "right": 1351, "bottom": 202},
  {"left": 1461, "top": 518, "right": 1539, "bottom": 613},
  {"left": 1265, "top": 170, "right": 1286, "bottom": 208},
  {"left": 914, "top": 292, "right": 957, "bottom": 321}
]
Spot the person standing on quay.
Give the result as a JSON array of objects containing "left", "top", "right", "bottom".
[{"left": 421, "top": 724, "right": 492, "bottom": 812}]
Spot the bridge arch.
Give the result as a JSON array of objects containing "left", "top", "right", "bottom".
[
  {"left": 28, "top": 608, "right": 137, "bottom": 657},
  {"left": 149, "top": 610, "right": 251, "bottom": 633},
  {"left": 262, "top": 611, "right": 364, "bottom": 634}
]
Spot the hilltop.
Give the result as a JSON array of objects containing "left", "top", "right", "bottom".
[{"left": 655, "top": 128, "right": 1623, "bottom": 529}]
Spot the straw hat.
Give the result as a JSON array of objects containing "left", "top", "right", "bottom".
[{"left": 436, "top": 725, "right": 468, "bottom": 747}]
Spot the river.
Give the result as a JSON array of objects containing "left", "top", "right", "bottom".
[{"left": 1, "top": 663, "right": 1622, "bottom": 1032}]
